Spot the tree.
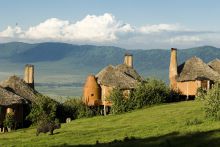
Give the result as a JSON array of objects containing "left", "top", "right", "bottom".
[
  {"left": 3, "top": 112, "right": 15, "bottom": 131},
  {"left": 108, "top": 88, "right": 128, "bottom": 114},
  {"left": 130, "top": 78, "right": 170, "bottom": 109},
  {"left": 62, "top": 98, "right": 95, "bottom": 120},
  {"left": 204, "top": 84, "right": 220, "bottom": 120},
  {"left": 109, "top": 78, "right": 170, "bottom": 114},
  {"left": 27, "top": 95, "right": 58, "bottom": 124}
]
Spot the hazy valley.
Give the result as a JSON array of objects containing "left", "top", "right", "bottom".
[{"left": 1, "top": 42, "right": 220, "bottom": 98}]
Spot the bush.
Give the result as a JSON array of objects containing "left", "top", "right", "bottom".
[
  {"left": 108, "top": 88, "right": 129, "bottom": 114},
  {"left": 62, "top": 98, "right": 96, "bottom": 120},
  {"left": 27, "top": 95, "right": 58, "bottom": 124},
  {"left": 130, "top": 78, "right": 170, "bottom": 109},
  {"left": 204, "top": 84, "right": 220, "bottom": 120},
  {"left": 3, "top": 112, "right": 15, "bottom": 129},
  {"left": 109, "top": 78, "right": 170, "bottom": 114},
  {"left": 196, "top": 87, "right": 207, "bottom": 101}
]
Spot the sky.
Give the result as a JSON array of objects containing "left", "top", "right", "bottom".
[{"left": 0, "top": 0, "right": 220, "bottom": 49}]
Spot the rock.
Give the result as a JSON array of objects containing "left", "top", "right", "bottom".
[{"left": 66, "top": 118, "right": 71, "bottom": 123}]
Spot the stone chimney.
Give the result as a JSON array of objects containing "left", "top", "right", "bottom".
[
  {"left": 24, "top": 64, "right": 34, "bottom": 89},
  {"left": 124, "top": 53, "right": 133, "bottom": 68},
  {"left": 169, "top": 48, "right": 178, "bottom": 89}
]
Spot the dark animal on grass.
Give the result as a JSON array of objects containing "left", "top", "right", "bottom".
[{"left": 36, "top": 121, "right": 61, "bottom": 136}]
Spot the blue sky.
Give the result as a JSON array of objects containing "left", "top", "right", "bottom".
[{"left": 1, "top": 0, "right": 220, "bottom": 49}]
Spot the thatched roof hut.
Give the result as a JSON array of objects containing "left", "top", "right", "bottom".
[
  {"left": 177, "top": 56, "right": 220, "bottom": 82},
  {"left": 0, "top": 76, "right": 39, "bottom": 102},
  {"left": 208, "top": 59, "right": 220, "bottom": 74},
  {"left": 115, "top": 64, "right": 143, "bottom": 81},
  {"left": 0, "top": 86, "right": 28, "bottom": 106},
  {"left": 96, "top": 64, "right": 141, "bottom": 89}
]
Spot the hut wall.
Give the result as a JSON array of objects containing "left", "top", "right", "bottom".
[
  {"left": 101, "top": 86, "right": 131, "bottom": 106},
  {"left": 83, "top": 75, "right": 101, "bottom": 106},
  {"left": 101, "top": 85, "right": 113, "bottom": 101},
  {"left": 176, "top": 81, "right": 200, "bottom": 96}
]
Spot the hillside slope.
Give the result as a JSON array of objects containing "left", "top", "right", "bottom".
[{"left": 0, "top": 101, "right": 220, "bottom": 146}]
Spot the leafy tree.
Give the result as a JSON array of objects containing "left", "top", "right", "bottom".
[
  {"left": 27, "top": 95, "right": 58, "bottom": 124},
  {"left": 196, "top": 87, "right": 207, "bottom": 101},
  {"left": 3, "top": 112, "right": 15, "bottom": 129},
  {"left": 109, "top": 78, "right": 170, "bottom": 114},
  {"left": 108, "top": 88, "right": 129, "bottom": 114},
  {"left": 131, "top": 78, "right": 170, "bottom": 109},
  {"left": 62, "top": 98, "right": 95, "bottom": 119},
  {"left": 204, "top": 84, "right": 220, "bottom": 120}
]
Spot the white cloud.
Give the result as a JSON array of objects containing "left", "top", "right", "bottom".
[
  {"left": 21, "top": 13, "right": 134, "bottom": 43},
  {"left": 138, "top": 24, "right": 184, "bottom": 34},
  {"left": 0, "top": 26, "right": 22, "bottom": 38},
  {"left": 0, "top": 13, "right": 218, "bottom": 48},
  {"left": 169, "top": 36, "right": 201, "bottom": 44},
  {"left": 23, "top": 18, "right": 69, "bottom": 40}
]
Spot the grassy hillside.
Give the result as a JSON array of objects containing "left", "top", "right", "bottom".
[{"left": 0, "top": 101, "right": 220, "bottom": 146}]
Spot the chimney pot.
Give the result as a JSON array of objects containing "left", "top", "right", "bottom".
[
  {"left": 169, "top": 48, "right": 178, "bottom": 89},
  {"left": 124, "top": 53, "right": 133, "bottom": 68},
  {"left": 24, "top": 64, "right": 35, "bottom": 89}
]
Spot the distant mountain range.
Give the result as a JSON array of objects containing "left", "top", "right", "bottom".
[{"left": 0, "top": 42, "right": 220, "bottom": 96}]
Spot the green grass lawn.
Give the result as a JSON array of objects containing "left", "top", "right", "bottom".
[{"left": 1, "top": 101, "right": 220, "bottom": 147}]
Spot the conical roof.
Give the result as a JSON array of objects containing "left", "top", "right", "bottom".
[
  {"left": 208, "top": 58, "right": 220, "bottom": 74},
  {"left": 177, "top": 56, "right": 220, "bottom": 82},
  {"left": 96, "top": 65, "right": 139, "bottom": 89}
]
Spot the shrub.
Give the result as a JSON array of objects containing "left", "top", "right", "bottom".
[
  {"left": 62, "top": 98, "right": 96, "bottom": 120},
  {"left": 204, "top": 84, "right": 220, "bottom": 120},
  {"left": 196, "top": 87, "right": 207, "bottom": 101},
  {"left": 27, "top": 95, "right": 58, "bottom": 124},
  {"left": 3, "top": 112, "right": 15, "bottom": 129},
  {"left": 108, "top": 88, "right": 129, "bottom": 114},
  {"left": 109, "top": 78, "right": 170, "bottom": 114},
  {"left": 131, "top": 78, "right": 170, "bottom": 109}
]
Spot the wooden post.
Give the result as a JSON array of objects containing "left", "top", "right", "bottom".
[
  {"left": 186, "top": 82, "right": 189, "bottom": 100},
  {"left": 207, "top": 80, "right": 210, "bottom": 90},
  {"left": 103, "top": 100, "right": 106, "bottom": 116}
]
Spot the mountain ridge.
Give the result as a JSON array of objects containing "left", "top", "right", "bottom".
[
  {"left": 1, "top": 42, "right": 220, "bottom": 84},
  {"left": 1, "top": 42, "right": 220, "bottom": 75}
]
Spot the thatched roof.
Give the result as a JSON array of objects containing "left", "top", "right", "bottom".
[
  {"left": 0, "top": 86, "right": 28, "bottom": 106},
  {"left": 96, "top": 64, "right": 141, "bottom": 89},
  {"left": 0, "top": 76, "right": 39, "bottom": 102},
  {"left": 208, "top": 59, "right": 220, "bottom": 74},
  {"left": 177, "top": 56, "right": 220, "bottom": 82},
  {"left": 115, "top": 64, "right": 143, "bottom": 81}
]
